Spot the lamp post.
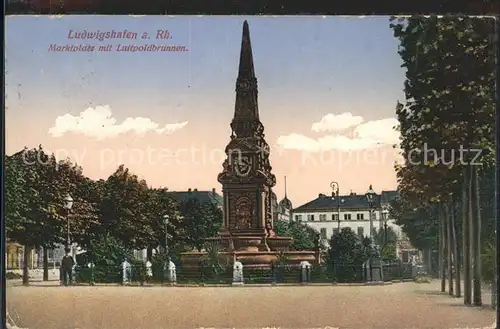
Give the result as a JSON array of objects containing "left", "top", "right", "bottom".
[
  {"left": 365, "top": 185, "right": 377, "bottom": 281},
  {"left": 163, "top": 214, "right": 170, "bottom": 283},
  {"left": 163, "top": 214, "right": 170, "bottom": 260},
  {"left": 330, "top": 181, "right": 341, "bottom": 231},
  {"left": 64, "top": 194, "right": 74, "bottom": 254},
  {"left": 365, "top": 185, "right": 376, "bottom": 241},
  {"left": 381, "top": 207, "right": 389, "bottom": 249}
]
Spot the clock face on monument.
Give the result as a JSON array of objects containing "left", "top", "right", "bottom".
[{"left": 233, "top": 156, "right": 252, "bottom": 177}]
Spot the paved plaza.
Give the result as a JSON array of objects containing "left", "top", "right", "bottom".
[{"left": 6, "top": 280, "right": 496, "bottom": 329}]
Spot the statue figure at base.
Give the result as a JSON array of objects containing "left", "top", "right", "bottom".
[{"left": 265, "top": 221, "right": 277, "bottom": 238}]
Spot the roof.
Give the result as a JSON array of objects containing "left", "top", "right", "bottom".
[
  {"left": 279, "top": 196, "right": 293, "bottom": 209},
  {"left": 381, "top": 190, "right": 399, "bottom": 204},
  {"left": 167, "top": 189, "right": 223, "bottom": 207},
  {"left": 293, "top": 190, "right": 398, "bottom": 212}
]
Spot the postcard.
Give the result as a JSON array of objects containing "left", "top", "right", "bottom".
[{"left": 4, "top": 15, "right": 497, "bottom": 329}]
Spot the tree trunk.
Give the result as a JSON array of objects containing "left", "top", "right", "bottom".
[
  {"left": 451, "top": 203, "right": 461, "bottom": 297},
  {"left": 147, "top": 247, "right": 153, "bottom": 261},
  {"left": 491, "top": 280, "right": 497, "bottom": 309},
  {"left": 22, "top": 246, "right": 30, "bottom": 285},
  {"left": 472, "top": 166, "right": 482, "bottom": 306},
  {"left": 445, "top": 205, "right": 453, "bottom": 295},
  {"left": 43, "top": 247, "right": 49, "bottom": 281},
  {"left": 463, "top": 166, "right": 472, "bottom": 305},
  {"left": 439, "top": 205, "right": 446, "bottom": 292}
]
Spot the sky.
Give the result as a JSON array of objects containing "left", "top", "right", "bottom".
[{"left": 5, "top": 16, "right": 406, "bottom": 206}]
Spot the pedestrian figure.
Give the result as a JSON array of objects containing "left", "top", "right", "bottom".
[{"left": 61, "top": 248, "right": 74, "bottom": 286}]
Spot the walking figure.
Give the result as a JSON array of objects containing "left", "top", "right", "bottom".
[{"left": 61, "top": 248, "right": 74, "bottom": 286}]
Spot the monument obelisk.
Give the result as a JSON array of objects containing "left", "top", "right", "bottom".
[{"left": 216, "top": 20, "right": 277, "bottom": 251}]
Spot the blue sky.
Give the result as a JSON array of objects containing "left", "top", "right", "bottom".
[
  {"left": 5, "top": 16, "right": 406, "bottom": 204},
  {"left": 6, "top": 16, "right": 404, "bottom": 121}
]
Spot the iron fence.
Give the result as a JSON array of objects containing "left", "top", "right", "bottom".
[{"left": 72, "top": 261, "right": 415, "bottom": 285}]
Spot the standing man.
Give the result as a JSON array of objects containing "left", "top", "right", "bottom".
[{"left": 61, "top": 248, "right": 74, "bottom": 286}]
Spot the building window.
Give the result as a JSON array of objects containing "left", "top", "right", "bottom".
[
  {"left": 307, "top": 214, "right": 315, "bottom": 221},
  {"left": 356, "top": 213, "right": 364, "bottom": 220},
  {"left": 371, "top": 212, "right": 377, "bottom": 220},
  {"left": 357, "top": 227, "right": 364, "bottom": 237},
  {"left": 344, "top": 214, "right": 352, "bottom": 220},
  {"left": 319, "top": 214, "right": 327, "bottom": 221},
  {"left": 320, "top": 228, "right": 327, "bottom": 239},
  {"left": 295, "top": 214, "right": 302, "bottom": 221},
  {"left": 332, "top": 214, "right": 339, "bottom": 221}
]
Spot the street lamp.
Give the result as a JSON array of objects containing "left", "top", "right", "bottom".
[
  {"left": 365, "top": 185, "right": 376, "bottom": 240},
  {"left": 64, "top": 194, "right": 74, "bottom": 248},
  {"left": 330, "top": 181, "right": 341, "bottom": 231},
  {"left": 365, "top": 185, "right": 378, "bottom": 282},
  {"left": 163, "top": 214, "right": 170, "bottom": 259},
  {"left": 163, "top": 214, "right": 173, "bottom": 283},
  {"left": 381, "top": 207, "right": 389, "bottom": 249},
  {"left": 64, "top": 194, "right": 74, "bottom": 259}
]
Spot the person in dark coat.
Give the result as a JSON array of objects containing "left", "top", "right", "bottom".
[{"left": 61, "top": 248, "right": 75, "bottom": 286}]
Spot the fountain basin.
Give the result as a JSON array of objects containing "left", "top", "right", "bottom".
[
  {"left": 266, "top": 237, "right": 293, "bottom": 252},
  {"left": 233, "top": 236, "right": 262, "bottom": 251},
  {"left": 181, "top": 250, "right": 317, "bottom": 268}
]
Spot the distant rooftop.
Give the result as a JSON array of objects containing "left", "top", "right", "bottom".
[
  {"left": 167, "top": 188, "right": 223, "bottom": 207},
  {"left": 293, "top": 190, "right": 398, "bottom": 212}
]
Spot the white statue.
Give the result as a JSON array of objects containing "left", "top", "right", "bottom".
[
  {"left": 232, "top": 261, "right": 244, "bottom": 285},
  {"left": 121, "top": 260, "right": 131, "bottom": 284}
]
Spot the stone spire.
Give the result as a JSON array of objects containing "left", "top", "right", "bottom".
[
  {"left": 238, "top": 21, "right": 255, "bottom": 79},
  {"left": 231, "top": 20, "right": 262, "bottom": 136}
]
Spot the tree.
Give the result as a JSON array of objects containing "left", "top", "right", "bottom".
[
  {"left": 274, "top": 220, "right": 319, "bottom": 251},
  {"left": 390, "top": 15, "right": 495, "bottom": 305},
  {"left": 373, "top": 226, "right": 398, "bottom": 248},
  {"left": 55, "top": 159, "right": 101, "bottom": 251},
  {"left": 373, "top": 227, "right": 398, "bottom": 262},
  {"left": 143, "top": 188, "right": 184, "bottom": 259},
  {"left": 5, "top": 147, "right": 68, "bottom": 284},
  {"left": 178, "top": 198, "right": 222, "bottom": 252},
  {"left": 82, "top": 233, "right": 133, "bottom": 283},
  {"left": 326, "top": 228, "right": 373, "bottom": 282},
  {"left": 100, "top": 165, "right": 155, "bottom": 250}
]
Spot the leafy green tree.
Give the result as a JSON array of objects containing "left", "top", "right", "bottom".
[
  {"left": 142, "top": 188, "right": 185, "bottom": 259},
  {"left": 326, "top": 228, "right": 373, "bottom": 282},
  {"left": 390, "top": 15, "right": 495, "bottom": 304},
  {"left": 100, "top": 165, "right": 155, "bottom": 250},
  {"left": 373, "top": 226, "right": 398, "bottom": 248},
  {"left": 5, "top": 147, "right": 68, "bottom": 284},
  {"left": 178, "top": 198, "right": 222, "bottom": 252},
  {"left": 274, "top": 220, "right": 319, "bottom": 251},
  {"left": 81, "top": 233, "right": 133, "bottom": 283},
  {"left": 56, "top": 159, "right": 101, "bottom": 251}
]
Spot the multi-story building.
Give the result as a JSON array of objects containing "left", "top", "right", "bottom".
[
  {"left": 293, "top": 190, "right": 400, "bottom": 239},
  {"left": 292, "top": 189, "right": 417, "bottom": 260}
]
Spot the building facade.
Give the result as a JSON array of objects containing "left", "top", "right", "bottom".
[
  {"left": 293, "top": 190, "right": 401, "bottom": 239},
  {"left": 292, "top": 190, "right": 416, "bottom": 259}
]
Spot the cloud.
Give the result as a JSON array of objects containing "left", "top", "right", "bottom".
[
  {"left": 48, "top": 105, "right": 188, "bottom": 140},
  {"left": 311, "top": 112, "right": 364, "bottom": 133},
  {"left": 277, "top": 113, "right": 400, "bottom": 152}
]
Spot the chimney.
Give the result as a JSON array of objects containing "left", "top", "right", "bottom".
[
  {"left": 188, "top": 188, "right": 192, "bottom": 193},
  {"left": 318, "top": 193, "right": 326, "bottom": 198},
  {"left": 212, "top": 188, "right": 216, "bottom": 195},
  {"left": 193, "top": 188, "right": 198, "bottom": 192}
]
